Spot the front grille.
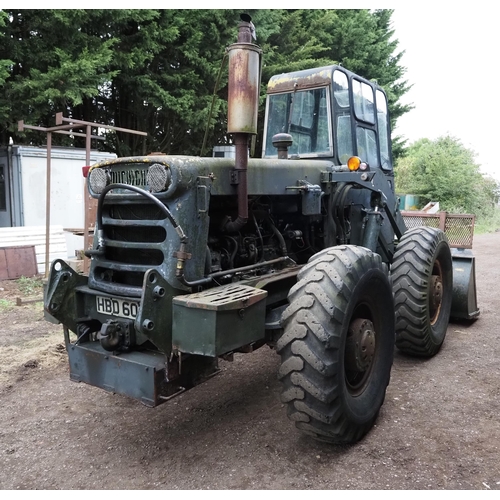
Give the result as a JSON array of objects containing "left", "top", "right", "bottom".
[
  {"left": 104, "top": 225, "right": 166, "bottom": 243},
  {"left": 109, "top": 204, "right": 167, "bottom": 221},
  {"left": 94, "top": 267, "right": 146, "bottom": 289},
  {"left": 89, "top": 202, "right": 169, "bottom": 297},
  {"left": 105, "top": 246, "right": 164, "bottom": 266}
]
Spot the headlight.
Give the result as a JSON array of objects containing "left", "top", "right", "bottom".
[
  {"left": 147, "top": 163, "right": 171, "bottom": 193},
  {"left": 88, "top": 168, "right": 110, "bottom": 194}
]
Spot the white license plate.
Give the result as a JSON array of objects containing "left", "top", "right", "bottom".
[{"left": 96, "top": 296, "right": 139, "bottom": 319}]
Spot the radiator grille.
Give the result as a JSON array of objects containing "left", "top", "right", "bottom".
[
  {"left": 90, "top": 202, "right": 168, "bottom": 296},
  {"left": 105, "top": 246, "right": 164, "bottom": 266},
  {"left": 109, "top": 204, "right": 167, "bottom": 221},
  {"left": 104, "top": 225, "right": 166, "bottom": 243}
]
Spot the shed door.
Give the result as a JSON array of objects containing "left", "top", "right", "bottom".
[{"left": 0, "top": 163, "right": 12, "bottom": 227}]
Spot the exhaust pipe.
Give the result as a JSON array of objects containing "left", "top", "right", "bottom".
[{"left": 223, "top": 14, "right": 262, "bottom": 233}]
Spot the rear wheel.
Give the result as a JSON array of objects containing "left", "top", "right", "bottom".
[
  {"left": 277, "top": 245, "right": 395, "bottom": 444},
  {"left": 392, "top": 227, "right": 453, "bottom": 356}
]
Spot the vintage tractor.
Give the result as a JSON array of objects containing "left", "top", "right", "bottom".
[{"left": 44, "top": 15, "right": 478, "bottom": 443}]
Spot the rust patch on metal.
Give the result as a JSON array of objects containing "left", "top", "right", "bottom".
[{"left": 267, "top": 67, "right": 334, "bottom": 94}]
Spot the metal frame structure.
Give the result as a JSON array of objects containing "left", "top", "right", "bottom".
[{"left": 18, "top": 115, "right": 147, "bottom": 275}]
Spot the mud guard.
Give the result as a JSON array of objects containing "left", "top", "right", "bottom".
[{"left": 450, "top": 248, "right": 480, "bottom": 321}]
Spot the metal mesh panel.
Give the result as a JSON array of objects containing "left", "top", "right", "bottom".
[
  {"left": 89, "top": 168, "right": 109, "bottom": 194},
  {"left": 146, "top": 163, "right": 170, "bottom": 192},
  {"left": 403, "top": 215, "right": 440, "bottom": 230},
  {"left": 444, "top": 215, "right": 475, "bottom": 248},
  {"left": 402, "top": 212, "right": 475, "bottom": 249}
]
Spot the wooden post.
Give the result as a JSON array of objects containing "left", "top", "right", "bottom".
[{"left": 439, "top": 211, "right": 447, "bottom": 232}]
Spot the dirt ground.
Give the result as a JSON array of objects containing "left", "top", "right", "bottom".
[{"left": 0, "top": 232, "right": 499, "bottom": 491}]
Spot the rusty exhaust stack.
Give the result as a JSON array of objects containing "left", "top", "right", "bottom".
[{"left": 223, "top": 14, "right": 262, "bottom": 233}]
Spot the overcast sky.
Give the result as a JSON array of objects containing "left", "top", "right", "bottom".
[{"left": 390, "top": 5, "right": 499, "bottom": 178}]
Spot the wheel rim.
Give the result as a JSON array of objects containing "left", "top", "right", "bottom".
[
  {"left": 430, "top": 259, "right": 443, "bottom": 325},
  {"left": 344, "top": 315, "right": 376, "bottom": 396}
]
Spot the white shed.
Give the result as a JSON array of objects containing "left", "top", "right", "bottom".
[{"left": 0, "top": 145, "right": 116, "bottom": 269}]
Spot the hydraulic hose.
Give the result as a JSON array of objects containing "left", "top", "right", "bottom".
[
  {"left": 93, "top": 183, "right": 185, "bottom": 237},
  {"left": 177, "top": 256, "right": 295, "bottom": 289}
]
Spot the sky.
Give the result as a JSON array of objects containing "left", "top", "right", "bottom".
[{"left": 389, "top": 5, "right": 499, "bottom": 179}]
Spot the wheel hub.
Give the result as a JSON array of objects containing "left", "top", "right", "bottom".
[
  {"left": 430, "top": 274, "right": 443, "bottom": 323},
  {"left": 345, "top": 318, "right": 376, "bottom": 373}
]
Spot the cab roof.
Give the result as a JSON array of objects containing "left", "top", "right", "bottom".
[{"left": 266, "top": 65, "right": 381, "bottom": 94}]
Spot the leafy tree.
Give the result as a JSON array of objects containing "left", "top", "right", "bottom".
[
  {"left": 0, "top": 10, "right": 119, "bottom": 145},
  {"left": 0, "top": 11, "right": 13, "bottom": 124},
  {"left": 395, "top": 135, "right": 499, "bottom": 218}
]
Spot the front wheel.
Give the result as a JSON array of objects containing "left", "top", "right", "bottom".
[
  {"left": 277, "top": 245, "right": 395, "bottom": 444},
  {"left": 392, "top": 227, "right": 453, "bottom": 357}
]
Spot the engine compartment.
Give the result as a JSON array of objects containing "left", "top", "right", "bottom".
[{"left": 206, "top": 195, "right": 324, "bottom": 277}]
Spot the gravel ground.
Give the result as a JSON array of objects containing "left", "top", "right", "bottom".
[{"left": 0, "top": 232, "right": 499, "bottom": 490}]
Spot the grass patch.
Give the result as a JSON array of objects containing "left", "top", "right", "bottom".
[
  {"left": 0, "top": 298, "right": 14, "bottom": 311},
  {"left": 474, "top": 209, "right": 500, "bottom": 234},
  {"left": 16, "top": 275, "right": 44, "bottom": 296}
]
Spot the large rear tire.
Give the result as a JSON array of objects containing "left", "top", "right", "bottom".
[
  {"left": 277, "top": 245, "right": 395, "bottom": 444},
  {"left": 392, "top": 227, "right": 453, "bottom": 357}
]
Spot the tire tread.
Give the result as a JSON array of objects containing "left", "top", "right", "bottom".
[
  {"left": 392, "top": 227, "right": 452, "bottom": 356},
  {"left": 278, "top": 245, "right": 393, "bottom": 443}
]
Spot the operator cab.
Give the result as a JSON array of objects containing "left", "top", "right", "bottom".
[{"left": 262, "top": 65, "right": 392, "bottom": 170}]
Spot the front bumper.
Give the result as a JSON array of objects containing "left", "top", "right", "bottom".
[{"left": 65, "top": 329, "right": 171, "bottom": 407}]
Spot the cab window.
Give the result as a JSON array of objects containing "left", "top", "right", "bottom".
[
  {"left": 333, "top": 70, "right": 353, "bottom": 164},
  {"left": 376, "top": 89, "right": 392, "bottom": 170},
  {"left": 356, "top": 127, "right": 379, "bottom": 168},
  {"left": 264, "top": 87, "right": 332, "bottom": 158},
  {"left": 353, "top": 79, "right": 375, "bottom": 124}
]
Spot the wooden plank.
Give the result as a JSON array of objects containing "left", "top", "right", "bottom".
[
  {"left": 63, "top": 228, "right": 95, "bottom": 237},
  {"left": 0, "top": 225, "right": 64, "bottom": 235},
  {"left": 16, "top": 296, "right": 43, "bottom": 306}
]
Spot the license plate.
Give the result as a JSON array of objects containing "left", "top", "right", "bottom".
[{"left": 96, "top": 296, "right": 139, "bottom": 319}]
